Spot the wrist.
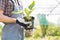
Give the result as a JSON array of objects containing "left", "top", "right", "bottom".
[
  {"left": 11, "top": 18, "right": 17, "bottom": 23},
  {"left": 16, "top": 19, "right": 20, "bottom": 24}
]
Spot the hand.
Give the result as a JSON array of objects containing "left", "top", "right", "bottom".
[
  {"left": 23, "top": 16, "right": 35, "bottom": 30},
  {"left": 16, "top": 17, "right": 30, "bottom": 28}
]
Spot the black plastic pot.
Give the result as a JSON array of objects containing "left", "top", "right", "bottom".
[{"left": 24, "top": 16, "right": 34, "bottom": 30}]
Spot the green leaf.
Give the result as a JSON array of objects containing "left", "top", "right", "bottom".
[
  {"left": 24, "top": 8, "right": 31, "bottom": 16},
  {"left": 12, "top": 10, "right": 23, "bottom": 14},
  {"left": 24, "top": 8, "right": 32, "bottom": 19},
  {"left": 28, "top": 1, "right": 35, "bottom": 10}
]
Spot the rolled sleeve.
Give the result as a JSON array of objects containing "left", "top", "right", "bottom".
[{"left": 0, "top": 0, "right": 5, "bottom": 10}]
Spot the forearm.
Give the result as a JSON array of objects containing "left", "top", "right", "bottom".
[{"left": 0, "top": 14, "right": 16, "bottom": 23}]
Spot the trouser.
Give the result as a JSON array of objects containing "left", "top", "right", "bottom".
[
  {"left": 41, "top": 25, "right": 48, "bottom": 37},
  {"left": 2, "top": 14, "right": 24, "bottom": 40}
]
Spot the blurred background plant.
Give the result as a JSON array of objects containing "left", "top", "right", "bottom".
[
  {"left": 46, "top": 23, "right": 60, "bottom": 36},
  {"left": 25, "top": 22, "right": 60, "bottom": 40},
  {"left": 0, "top": 22, "right": 5, "bottom": 36}
]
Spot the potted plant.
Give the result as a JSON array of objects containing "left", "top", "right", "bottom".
[
  {"left": 24, "top": 0, "right": 35, "bottom": 28},
  {"left": 23, "top": 1, "right": 35, "bottom": 37}
]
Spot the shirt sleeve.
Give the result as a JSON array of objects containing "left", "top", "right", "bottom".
[{"left": 0, "top": 0, "right": 5, "bottom": 10}]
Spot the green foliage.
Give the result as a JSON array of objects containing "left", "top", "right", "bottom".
[
  {"left": 55, "top": 27, "right": 60, "bottom": 36},
  {"left": 12, "top": 10, "right": 23, "bottom": 14},
  {"left": 24, "top": 0, "right": 35, "bottom": 19},
  {"left": 46, "top": 27, "right": 57, "bottom": 36},
  {"left": 24, "top": 8, "right": 32, "bottom": 19},
  {"left": 25, "top": 24, "right": 60, "bottom": 40},
  {"left": 46, "top": 24, "right": 60, "bottom": 36},
  {"left": 0, "top": 25, "right": 2, "bottom": 36},
  {"left": 28, "top": 1, "right": 35, "bottom": 10},
  {"left": 33, "top": 29, "right": 41, "bottom": 38},
  {"left": 47, "top": 36, "right": 60, "bottom": 40}
]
